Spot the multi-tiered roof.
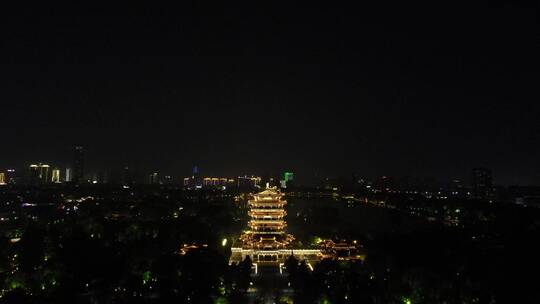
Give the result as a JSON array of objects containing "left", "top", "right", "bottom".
[{"left": 240, "top": 187, "right": 293, "bottom": 250}]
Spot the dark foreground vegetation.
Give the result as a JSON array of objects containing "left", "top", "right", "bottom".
[{"left": 1, "top": 185, "right": 539, "bottom": 303}]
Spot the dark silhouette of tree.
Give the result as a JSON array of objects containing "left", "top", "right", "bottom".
[
  {"left": 236, "top": 255, "right": 252, "bottom": 291},
  {"left": 0, "top": 236, "right": 10, "bottom": 273},
  {"left": 284, "top": 255, "right": 299, "bottom": 277},
  {"left": 0, "top": 288, "right": 33, "bottom": 304},
  {"left": 180, "top": 248, "right": 226, "bottom": 302},
  {"left": 19, "top": 223, "right": 45, "bottom": 273}
]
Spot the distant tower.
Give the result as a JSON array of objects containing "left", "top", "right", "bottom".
[
  {"left": 122, "top": 166, "right": 132, "bottom": 185},
  {"left": 5, "top": 169, "right": 16, "bottom": 184},
  {"left": 148, "top": 172, "right": 159, "bottom": 184},
  {"left": 73, "top": 146, "right": 85, "bottom": 183},
  {"left": 471, "top": 168, "right": 493, "bottom": 200},
  {"left": 282, "top": 172, "right": 294, "bottom": 188},
  {"left": 65, "top": 168, "right": 72, "bottom": 182},
  {"left": 164, "top": 175, "right": 173, "bottom": 185},
  {"left": 29, "top": 163, "right": 50, "bottom": 184},
  {"left": 51, "top": 168, "right": 61, "bottom": 183},
  {"left": 192, "top": 165, "right": 202, "bottom": 188}
]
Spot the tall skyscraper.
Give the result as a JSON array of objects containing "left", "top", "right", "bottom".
[
  {"left": 281, "top": 171, "right": 294, "bottom": 188},
  {"left": 284, "top": 172, "right": 294, "bottom": 182},
  {"left": 65, "top": 168, "right": 72, "bottom": 182},
  {"left": 29, "top": 163, "right": 50, "bottom": 184},
  {"left": 148, "top": 172, "right": 159, "bottom": 184},
  {"left": 122, "top": 166, "right": 132, "bottom": 185},
  {"left": 73, "top": 146, "right": 84, "bottom": 183},
  {"left": 5, "top": 169, "right": 17, "bottom": 184},
  {"left": 0, "top": 172, "right": 5, "bottom": 185},
  {"left": 472, "top": 168, "right": 493, "bottom": 200},
  {"left": 190, "top": 165, "right": 202, "bottom": 188},
  {"left": 51, "top": 168, "right": 61, "bottom": 183}
]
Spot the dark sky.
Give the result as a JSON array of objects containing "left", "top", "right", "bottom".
[{"left": 1, "top": 3, "right": 538, "bottom": 185}]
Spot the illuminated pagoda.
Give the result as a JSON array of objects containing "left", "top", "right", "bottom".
[
  {"left": 244, "top": 186, "right": 293, "bottom": 251},
  {"left": 230, "top": 185, "right": 320, "bottom": 267}
]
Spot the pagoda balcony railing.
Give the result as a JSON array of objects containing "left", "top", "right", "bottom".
[
  {"left": 248, "top": 204, "right": 285, "bottom": 209},
  {"left": 249, "top": 226, "right": 286, "bottom": 230},
  {"left": 249, "top": 220, "right": 286, "bottom": 224},
  {"left": 249, "top": 224, "right": 287, "bottom": 231},
  {"left": 249, "top": 208, "right": 287, "bottom": 213},
  {"left": 248, "top": 211, "right": 286, "bottom": 217},
  {"left": 250, "top": 216, "right": 285, "bottom": 221},
  {"left": 249, "top": 229, "right": 286, "bottom": 233},
  {"left": 249, "top": 200, "right": 285, "bottom": 204},
  {"left": 253, "top": 195, "right": 283, "bottom": 200},
  {"left": 250, "top": 219, "right": 284, "bottom": 222}
]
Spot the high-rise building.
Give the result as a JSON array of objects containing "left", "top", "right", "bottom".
[
  {"left": 51, "top": 168, "right": 61, "bottom": 183},
  {"left": 0, "top": 172, "right": 5, "bottom": 185},
  {"left": 65, "top": 168, "right": 72, "bottom": 182},
  {"left": 237, "top": 175, "right": 261, "bottom": 189},
  {"left": 472, "top": 168, "right": 493, "bottom": 200},
  {"left": 184, "top": 175, "right": 234, "bottom": 189},
  {"left": 281, "top": 171, "right": 294, "bottom": 188},
  {"left": 284, "top": 172, "right": 294, "bottom": 182},
  {"left": 29, "top": 163, "right": 50, "bottom": 184},
  {"left": 73, "top": 146, "right": 84, "bottom": 183},
  {"left": 5, "top": 169, "right": 17, "bottom": 184},
  {"left": 148, "top": 172, "right": 159, "bottom": 184},
  {"left": 203, "top": 177, "right": 228, "bottom": 188},
  {"left": 122, "top": 166, "right": 132, "bottom": 185}
]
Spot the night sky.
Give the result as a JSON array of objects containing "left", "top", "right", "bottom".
[{"left": 1, "top": 4, "right": 538, "bottom": 185}]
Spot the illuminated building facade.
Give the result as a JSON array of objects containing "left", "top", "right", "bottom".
[
  {"left": 284, "top": 172, "right": 294, "bottom": 183},
  {"left": 0, "top": 172, "right": 5, "bottom": 185},
  {"left": 184, "top": 176, "right": 234, "bottom": 189},
  {"left": 237, "top": 175, "right": 261, "bottom": 189},
  {"left": 5, "top": 169, "right": 16, "bottom": 184},
  {"left": 51, "top": 168, "right": 61, "bottom": 183},
  {"left": 65, "top": 168, "right": 72, "bottom": 182},
  {"left": 280, "top": 172, "right": 294, "bottom": 188},
  {"left": 183, "top": 166, "right": 203, "bottom": 189},
  {"left": 318, "top": 239, "right": 366, "bottom": 261},
  {"left": 148, "top": 172, "right": 159, "bottom": 184},
  {"left": 230, "top": 186, "right": 320, "bottom": 267},
  {"left": 245, "top": 187, "right": 292, "bottom": 250},
  {"left": 29, "top": 163, "right": 50, "bottom": 184},
  {"left": 203, "top": 177, "right": 229, "bottom": 187}
]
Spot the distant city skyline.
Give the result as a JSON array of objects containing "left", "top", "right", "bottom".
[
  {"left": 0, "top": 153, "right": 538, "bottom": 187},
  {"left": 1, "top": 4, "right": 538, "bottom": 186}
]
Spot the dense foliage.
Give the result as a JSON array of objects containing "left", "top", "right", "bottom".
[{"left": 1, "top": 186, "right": 540, "bottom": 303}]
